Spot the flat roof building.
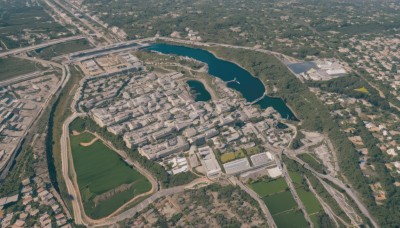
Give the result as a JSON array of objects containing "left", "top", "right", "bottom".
[
  {"left": 197, "top": 146, "right": 221, "bottom": 178},
  {"left": 250, "top": 152, "right": 275, "bottom": 167},
  {"left": 223, "top": 158, "right": 252, "bottom": 175}
]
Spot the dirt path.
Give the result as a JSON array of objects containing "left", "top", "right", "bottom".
[{"left": 79, "top": 137, "right": 98, "bottom": 147}]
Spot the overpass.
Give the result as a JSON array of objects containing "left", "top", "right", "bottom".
[
  {"left": 0, "top": 35, "right": 87, "bottom": 58},
  {"left": 0, "top": 71, "right": 43, "bottom": 86}
]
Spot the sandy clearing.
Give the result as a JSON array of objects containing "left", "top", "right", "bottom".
[{"left": 80, "top": 137, "right": 98, "bottom": 147}]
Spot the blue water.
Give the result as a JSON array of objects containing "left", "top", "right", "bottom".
[
  {"left": 145, "top": 43, "right": 296, "bottom": 120},
  {"left": 187, "top": 80, "right": 211, "bottom": 102}
]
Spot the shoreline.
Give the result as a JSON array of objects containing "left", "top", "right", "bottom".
[
  {"left": 184, "top": 77, "right": 219, "bottom": 101},
  {"left": 150, "top": 40, "right": 299, "bottom": 120}
]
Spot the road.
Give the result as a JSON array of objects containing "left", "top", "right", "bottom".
[
  {"left": 304, "top": 176, "right": 342, "bottom": 227},
  {"left": 284, "top": 151, "right": 379, "bottom": 227},
  {"left": 60, "top": 112, "right": 87, "bottom": 225},
  {"left": 280, "top": 160, "right": 314, "bottom": 227},
  {"left": 0, "top": 71, "right": 43, "bottom": 86},
  {"left": 318, "top": 176, "right": 362, "bottom": 226},
  {"left": 0, "top": 56, "right": 69, "bottom": 179},
  {"left": 93, "top": 177, "right": 212, "bottom": 227},
  {"left": 49, "top": 0, "right": 113, "bottom": 45},
  {"left": 57, "top": 0, "right": 121, "bottom": 43},
  {"left": 0, "top": 35, "right": 86, "bottom": 58},
  {"left": 230, "top": 177, "right": 277, "bottom": 228},
  {"left": 61, "top": 111, "right": 212, "bottom": 226}
]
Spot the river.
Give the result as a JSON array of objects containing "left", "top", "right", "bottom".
[{"left": 145, "top": 43, "right": 296, "bottom": 120}]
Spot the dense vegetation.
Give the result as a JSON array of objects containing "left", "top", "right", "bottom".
[
  {"left": 307, "top": 75, "right": 393, "bottom": 111},
  {"left": 0, "top": 0, "right": 72, "bottom": 48},
  {"left": 83, "top": 0, "right": 398, "bottom": 62},
  {"left": 0, "top": 146, "right": 34, "bottom": 196}
]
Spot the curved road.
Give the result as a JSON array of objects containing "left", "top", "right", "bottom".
[
  {"left": 93, "top": 178, "right": 213, "bottom": 227},
  {"left": 0, "top": 35, "right": 86, "bottom": 58},
  {"left": 60, "top": 110, "right": 212, "bottom": 226}
]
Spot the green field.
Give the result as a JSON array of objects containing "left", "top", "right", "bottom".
[
  {"left": 297, "top": 188, "right": 322, "bottom": 214},
  {"left": 289, "top": 169, "right": 324, "bottom": 227},
  {"left": 250, "top": 178, "right": 288, "bottom": 197},
  {"left": 298, "top": 153, "right": 325, "bottom": 174},
  {"left": 273, "top": 210, "right": 309, "bottom": 228},
  {"left": 33, "top": 39, "right": 93, "bottom": 60},
  {"left": 289, "top": 171, "right": 303, "bottom": 187},
  {"left": 310, "top": 214, "right": 320, "bottom": 228},
  {"left": 0, "top": 57, "right": 44, "bottom": 81},
  {"left": 70, "top": 132, "right": 152, "bottom": 219},
  {"left": 262, "top": 191, "right": 297, "bottom": 215}
]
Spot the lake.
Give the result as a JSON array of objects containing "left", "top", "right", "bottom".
[
  {"left": 187, "top": 80, "right": 211, "bottom": 102},
  {"left": 145, "top": 43, "right": 296, "bottom": 120}
]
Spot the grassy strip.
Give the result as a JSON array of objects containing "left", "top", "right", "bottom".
[
  {"left": 298, "top": 153, "right": 326, "bottom": 174},
  {"left": 46, "top": 66, "right": 84, "bottom": 214},
  {"left": 0, "top": 57, "right": 44, "bottom": 81}
]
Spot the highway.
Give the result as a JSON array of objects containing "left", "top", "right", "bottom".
[
  {"left": 48, "top": 0, "right": 112, "bottom": 45},
  {"left": 0, "top": 35, "right": 86, "bottom": 58},
  {"left": 0, "top": 71, "right": 43, "bottom": 86}
]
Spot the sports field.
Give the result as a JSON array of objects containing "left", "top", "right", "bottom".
[
  {"left": 289, "top": 171, "right": 303, "bottom": 187},
  {"left": 289, "top": 169, "right": 324, "bottom": 227},
  {"left": 297, "top": 188, "right": 322, "bottom": 214},
  {"left": 273, "top": 209, "right": 309, "bottom": 228},
  {"left": 250, "top": 178, "right": 288, "bottom": 197},
  {"left": 70, "top": 132, "right": 152, "bottom": 219},
  {"left": 262, "top": 191, "right": 298, "bottom": 215}
]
